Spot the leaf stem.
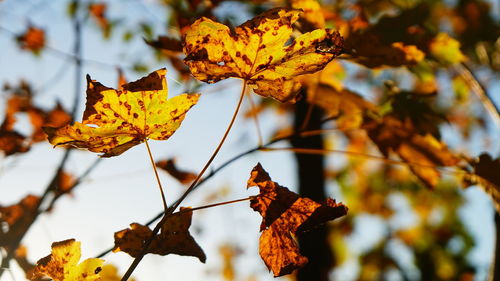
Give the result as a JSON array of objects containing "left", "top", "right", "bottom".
[
  {"left": 144, "top": 139, "right": 168, "bottom": 212},
  {"left": 170, "top": 80, "right": 247, "bottom": 212},
  {"left": 119, "top": 80, "right": 247, "bottom": 281},
  {"left": 187, "top": 196, "right": 254, "bottom": 213}
]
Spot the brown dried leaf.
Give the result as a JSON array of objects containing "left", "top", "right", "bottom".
[
  {"left": 467, "top": 154, "right": 500, "bottom": 212},
  {"left": 156, "top": 159, "right": 197, "bottom": 185},
  {"left": 247, "top": 163, "right": 348, "bottom": 276},
  {"left": 113, "top": 207, "right": 206, "bottom": 262}
]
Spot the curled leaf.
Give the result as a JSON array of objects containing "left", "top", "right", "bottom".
[
  {"left": 32, "top": 239, "right": 104, "bottom": 281},
  {"left": 113, "top": 207, "right": 206, "bottom": 262},
  {"left": 43, "top": 69, "right": 200, "bottom": 157},
  {"left": 247, "top": 163, "right": 348, "bottom": 276},
  {"left": 156, "top": 158, "right": 197, "bottom": 184},
  {"left": 183, "top": 8, "right": 343, "bottom": 102}
]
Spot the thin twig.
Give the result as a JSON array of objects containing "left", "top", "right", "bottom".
[
  {"left": 457, "top": 63, "right": 500, "bottom": 127},
  {"left": 119, "top": 80, "right": 248, "bottom": 281},
  {"left": 187, "top": 196, "right": 254, "bottom": 213}
]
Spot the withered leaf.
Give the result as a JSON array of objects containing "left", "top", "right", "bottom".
[
  {"left": 32, "top": 239, "right": 103, "bottom": 281},
  {"left": 247, "top": 163, "right": 348, "bottom": 276},
  {"left": 0, "top": 117, "right": 30, "bottom": 156},
  {"left": 364, "top": 116, "right": 459, "bottom": 188},
  {"left": 156, "top": 158, "right": 197, "bottom": 185},
  {"left": 113, "top": 207, "right": 206, "bottom": 262},
  {"left": 43, "top": 69, "right": 200, "bottom": 157},
  {"left": 183, "top": 8, "right": 343, "bottom": 102},
  {"left": 467, "top": 154, "right": 500, "bottom": 212}
]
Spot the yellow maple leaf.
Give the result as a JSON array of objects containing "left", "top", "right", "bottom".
[
  {"left": 44, "top": 69, "right": 200, "bottom": 157},
  {"left": 32, "top": 239, "right": 104, "bottom": 281},
  {"left": 183, "top": 8, "right": 343, "bottom": 102}
]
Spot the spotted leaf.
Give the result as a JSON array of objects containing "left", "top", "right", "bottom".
[
  {"left": 183, "top": 8, "right": 343, "bottom": 102},
  {"left": 32, "top": 239, "right": 103, "bottom": 281},
  {"left": 43, "top": 69, "right": 200, "bottom": 157}
]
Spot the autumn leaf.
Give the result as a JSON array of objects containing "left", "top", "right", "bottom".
[
  {"left": 247, "top": 163, "right": 348, "bottom": 276},
  {"left": 364, "top": 116, "right": 460, "bottom": 188},
  {"left": 466, "top": 154, "right": 500, "bottom": 212},
  {"left": 345, "top": 33, "right": 425, "bottom": 68},
  {"left": 43, "top": 69, "right": 200, "bottom": 157},
  {"left": 113, "top": 207, "right": 206, "bottom": 262},
  {"left": 89, "top": 2, "right": 112, "bottom": 38},
  {"left": 156, "top": 158, "right": 197, "bottom": 184},
  {"left": 183, "top": 8, "right": 343, "bottom": 102},
  {"left": 17, "top": 26, "right": 45, "bottom": 54},
  {"left": 0, "top": 117, "right": 30, "bottom": 156},
  {"left": 290, "top": 0, "right": 325, "bottom": 29},
  {"left": 306, "top": 84, "right": 377, "bottom": 129},
  {"left": 32, "top": 239, "right": 104, "bottom": 281}
]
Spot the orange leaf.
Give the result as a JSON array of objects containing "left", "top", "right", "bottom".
[
  {"left": 156, "top": 158, "right": 197, "bottom": 184},
  {"left": 183, "top": 8, "right": 343, "bottom": 102},
  {"left": 32, "top": 239, "right": 103, "bottom": 281},
  {"left": 17, "top": 26, "right": 45, "bottom": 54},
  {"left": 113, "top": 207, "right": 206, "bottom": 262},
  {"left": 247, "top": 163, "right": 348, "bottom": 276},
  {"left": 43, "top": 69, "right": 200, "bottom": 157}
]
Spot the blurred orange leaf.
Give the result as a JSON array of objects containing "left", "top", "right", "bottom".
[
  {"left": 247, "top": 163, "right": 348, "bottom": 276},
  {"left": 113, "top": 207, "right": 206, "bottom": 262},
  {"left": 17, "top": 26, "right": 45, "bottom": 54},
  {"left": 183, "top": 8, "right": 343, "bottom": 102},
  {"left": 364, "top": 116, "right": 459, "bottom": 188},
  {"left": 43, "top": 69, "right": 200, "bottom": 157}
]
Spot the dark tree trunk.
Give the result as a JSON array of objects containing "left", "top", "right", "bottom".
[
  {"left": 292, "top": 93, "right": 333, "bottom": 281},
  {"left": 493, "top": 212, "right": 500, "bottom": 281}
]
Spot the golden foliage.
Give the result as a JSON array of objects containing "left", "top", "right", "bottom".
[
  {"left": 44, "top": 69, "right": 200, "bottom": 157},
  {"left": 183, "top": 8, "right": 343, "bottom": 102}
]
